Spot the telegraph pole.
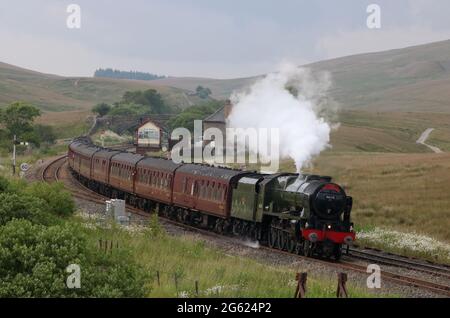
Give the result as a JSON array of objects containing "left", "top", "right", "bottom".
[{"left": 12, "top": 135, "right": 16, "bottom": 175}]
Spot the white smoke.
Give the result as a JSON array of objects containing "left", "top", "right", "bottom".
[{"left": 227, "top": 64, "right": 335, "bottom": 172}]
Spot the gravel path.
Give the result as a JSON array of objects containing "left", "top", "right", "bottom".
[{"left": 417, "top": 128, "right": 443, "bottom": 153}]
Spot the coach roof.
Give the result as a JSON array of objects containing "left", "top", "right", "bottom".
[
  {"left": 176, "top": 163, "right": 248, "bottom": 181},
  {"left": 93, "top": 149, "right": 122, "bottom": 160},
  {"left": 137, "top": 157, "right": 181, "bottom": 172},
  {"left": 71, "top": 141, "right": 101, "bottom": 157},
  {"left": 111, "top": 152, "right": 144, "bottom": 165}
]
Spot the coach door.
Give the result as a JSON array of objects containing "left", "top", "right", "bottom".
[{"left": 181, "top": 176, "right": 196, "bottom": 208}]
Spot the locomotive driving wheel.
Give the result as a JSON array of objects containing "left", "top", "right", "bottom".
[
  {"left": 232, "top": 221, "right": 243, "bottom": 236},
  {"left": 287, "top": 234, "right": 296, "bottom": 253},
  {"left": 268, "top": 227, "right": 277, "bottom": 248},
  {"left": 278, "top": 230, "right": 288, "bottom": 250},
  {"left": 333, "top": 244, "right": 342, "bottom": 261},
  {"left": 303, "top": 241, "right": 313, "bottom": 257}
]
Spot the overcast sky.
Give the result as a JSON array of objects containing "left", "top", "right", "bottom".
[{"left": 1, "top": 0, "right": 450, "bottom": 78}]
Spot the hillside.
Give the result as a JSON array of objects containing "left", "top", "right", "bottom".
[
  {"left": 151, "top": 40, "right": 450, "bottom": 113},
  {"left": 0, "top": 62, "right": 205, "bottom": 112},
  {"left": 150, "top": 76, "right": 260, "bottom": 101}
]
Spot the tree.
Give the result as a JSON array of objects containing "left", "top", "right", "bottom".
[
  {"left": 168, "top": 100, "right": 224, "bottom": 132},
  {"left": 94, "top": 68, "right": 166, "bottom": 81},
  {"left": 196, "top": 86, "right": 212, "bottom": 99},
  {"left": 33, "top": 124, "right": 57, "bottom": 145},
  {"left": 92, "top": 103, "right": 111, "bottom": 117},
  {"left": 0, "top": 102, "right": 41, "bottom": 139},
  {"left": 109, "top": 89, "right": 169, "bottom": 115},
  {"left": 122, "top": 89, "right": 167, "bottom": 114}
]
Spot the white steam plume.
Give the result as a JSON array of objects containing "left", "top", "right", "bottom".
[{"left": 228, "top": 64, "right": 335, "bottom": 172}]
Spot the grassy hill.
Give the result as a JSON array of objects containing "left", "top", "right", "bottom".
[
  {"left": 150, "top": 40, "right": 450, "bottom": 113},
  {"left": 0, "top": 62, "right": 206, "bottom": 112}
]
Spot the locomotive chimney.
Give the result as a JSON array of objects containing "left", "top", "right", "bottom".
[{"left": 224, "top": 99, "right": 233, "bottom": 118}]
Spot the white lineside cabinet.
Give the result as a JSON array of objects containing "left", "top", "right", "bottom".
[{"left": 105, "top": 199, "right": 126, "bottom": 223}]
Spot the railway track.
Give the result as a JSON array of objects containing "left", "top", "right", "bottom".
[
  {"left": 346, "top": 248, "right": 450, "bottom": 280},
  {"left": 41, "top": 155, "right": 67, "bottom": 182},
  {"left": 40, "top": 157, "right": 450, "bottom": 297}
]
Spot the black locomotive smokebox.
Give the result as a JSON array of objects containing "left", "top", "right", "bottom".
[{"left": 314, "top": 184, "right": 346, "bottom": 219}]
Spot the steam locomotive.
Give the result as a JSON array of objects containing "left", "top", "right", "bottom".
[{"left": 68, "top": 138, "right": 355, "bottom": 260}]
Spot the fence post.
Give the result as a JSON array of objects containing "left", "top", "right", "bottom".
[
  {"left": 99, "top": 239, "right": 102, "bottom": 250},
  {"left": 156, "top": 271, "right": 160, "bottom": 287},
  {"left": 294, "top": 272, "right": 307, "bottom": 298},
  {"left": 110, "top": 240, "right": 113, "bottom": 253},
  {"left": 336, "top": 273, "right": 348, "bottom": 298}
]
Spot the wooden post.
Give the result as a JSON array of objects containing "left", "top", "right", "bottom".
[
  {"left": 156, "top": 271, "right": 160, "bottom": 287},
  {"left": 110, "top": 240, "right": 113, "bottom": 253},
  {"left": 99, "top": 239, "right": 102, "bottom": 249},
  {"left": 336, "top": 273, "right": 348, "bottom": 298},
  {"left": 294, "top": 272, "right": 307, "bottom": 298},
  {"left": 104, "top": 240, "right": 108, "bottom": 253}
]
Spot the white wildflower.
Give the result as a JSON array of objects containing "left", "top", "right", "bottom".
[{"left": 358, "top": 228, "right": 450, "bottom": 260}]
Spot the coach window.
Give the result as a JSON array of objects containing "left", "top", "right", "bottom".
[
  {"left": 182, "top": 177, "right": 187, "bottom": 193},
  {"left": 207, "top": 182, "right": 211, "bottom": 199},
  {"left": 199, "top": 181, "right": 204, "bottom": 198},
  {"left": 217, "top": 184, "right": 222, "bottom": 201},
  {"left": 212, "top": 183, "right": 218, "bottom": 201}
]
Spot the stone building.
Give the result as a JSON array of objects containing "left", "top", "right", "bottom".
[{"left": 203, "top": 100, "right": 233, "bottom": 143}]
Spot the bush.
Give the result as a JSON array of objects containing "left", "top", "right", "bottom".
[
  {"left": 0, "top": 193, "right": 54, "bottom": 226},
  {"left": 0, "top": 176, "right": 9, "bottom": 193},
  {"left": 24, "top": 182, "right": 75, "bottom": 217},
  {"left": 92, "top": 103, "right": 111, "bottom": 117},
  {"left": 167, "top": 100, "right": 224, "bottom": 132},
  {"left": 0, "top": 177, "right": 27, "bottom": 194},
  {"left": 0, "top": 219, "right": 149, "bottom": 297}
]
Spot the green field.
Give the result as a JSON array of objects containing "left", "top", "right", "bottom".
[
  {"left": 87, "top": 216, "right": 386, "bottom": 298},
  {"left": 0, "top": 62, "right": 205, "bottom": 112}
]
